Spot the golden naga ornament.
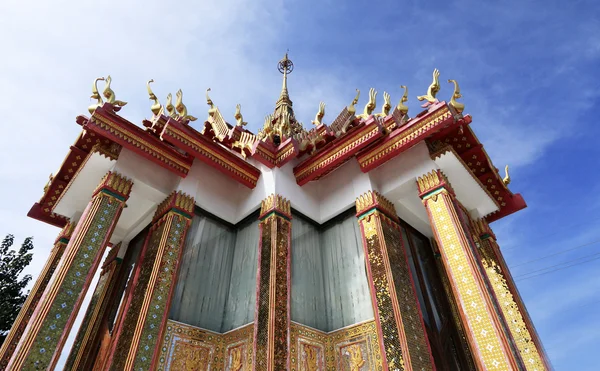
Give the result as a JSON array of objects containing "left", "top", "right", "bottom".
[
  {"left": 375, "top": 91, "right": 391, "bottom": 117},
  {"left": 102, "top": 75, "right": 128, "bottom": 108},
  {"left": 397, "top": 85, "right": 409, "bottom": 116},
  {"left": 88, "top": 77, "right": 105, "bottom": 114},
  {"left": 165, "top": 93, "right": 177, "bottom": 118},
  {"left": 206, "top": 88, "right": 218, "bottom": 120},
  {"left": 358, "top": 88, "right": 377, "bottom": 119},
  {"left": 146, "top": 79, "right": 163, "bottom": 116},
  {"left": 503, "top": 165, "right": 511, "bottom": 185},
  {"left": 347, "top": 89, "right": 360, "bottom": 115},
  {"left": 417, "top": 68, "right": 440, "bottom": 107},
  {"left": 234, "top": 104, "right": 247, "bottom": 127},
  {"left": 175, "top": 89, "right": 197, "bottom": 122},
  {"left": 312, "top": 101, "right": 325, "bottom": 126},
  {"left": 448, "top": 79, "right": 465, "bottom": 114}
]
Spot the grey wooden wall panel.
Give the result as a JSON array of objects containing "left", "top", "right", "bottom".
[
  {"left": 169, "top": 216, "right": 236, "bottom": 332},
  {"left": 221, "top": 219, "right": 260, "bottom": 332},
  {"left": 290, "top": 217, "right": 327, "bottom": 330},
  {"left": 320, "top": 215, "right": 373, "bottom": 332}
]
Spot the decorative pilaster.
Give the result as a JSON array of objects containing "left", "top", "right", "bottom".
[
  {"left": 355, "top": 191, "right": 436, "bottom": 370},
  {"left": 0, "top": 222, "right": 75, "bottom": 370},
  {"left": 473, "top": 219, "right": 551, "bottom": 370},
  {"left": 417, "top": 170, "right": 522, "bottom": 370},
  {"left": 253, "top": 194, "right": 291, "bottom": 371},
  {"left": 106, "top": 191, "right": 194, "bottom": 371},
  {"left": 63, "top": 242, "right": 123, "bottom": 371},
  {"left": 6, "top": 171, "right": 132, "bottom": 371}
]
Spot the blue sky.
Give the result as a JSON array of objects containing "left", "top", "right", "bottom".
[{"left": 0, "top": 0, "right": 598, "bottom": 369}]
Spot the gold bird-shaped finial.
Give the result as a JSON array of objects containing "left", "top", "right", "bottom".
[
  {"left": 206, "top": 88, "right": 218, "bottom": 119},
  {"left": 417, "top": 68, "right": 441, "bottom": 107},
  {"left": 376, "top": 91, "right": 391, "bottom": 117},
  {"left": 234, "top": 104, "right": 247, "bottom": 127},
  {"left": 165, "top": 93, "right": 177, "bottom": 118},
  {"left": 175, "top": 89, "right": 197, "bottom": 122},
  {"left": 147, "top": 79, "right": 162, "bottom": 116},
  {"left": 503, "top": 165, "right": 511, "bottom": 185},
  {"left": 312, "top": 101, "right": 325, "bottom": 125},
  {"left": 359, "top": 88, "right": 377, "bottom": 119},
  {"left": 396, "top": 85, "right": 409, "bottom": 116},
  {"left": 102, "top": 75, "right": 128, "bottom": 107},
  {"left": 88, "top": 77, "right": 105, "bottom": 114},
  {"left": 448, "top": 79, "right": 465, "bottom": 114},
  {"left": 347, "top": 89, "right": 360, "bottom": 115}
]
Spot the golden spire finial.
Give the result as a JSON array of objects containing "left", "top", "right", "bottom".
[
  {"left": 276, "top": 51, "right": 294, "bottom": 104},
  {"left": 448, "top": 79, "right": 465, "bottom": 114},
  {"left": 417, "top": 68, "right": 441, "bottom": 107},
  {"left": 503, "top": 165, "right": 511, "bottom": 185},
  {"left": 147, "top": 79, "right": 162, "bottom": 116},
  {"left": 88, "top": 77, "right": 105, "bottom": 114}
]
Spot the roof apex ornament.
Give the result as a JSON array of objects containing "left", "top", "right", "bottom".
[
  {"left": 375, "top": 91, "right": 391, "bottom": 118},
  {"left": 175, "top": 89, "right": 197, "bottom": 123},
  {"left": 234, "top": 104, "right": 247, "bottom": 127},
  {"left": 88, "top": 77, "right": 105, "bottom": 114},
  {"left": 312, "top": 102, "right": 325, "bottom": 126},
  {"left": 147, "top": 79, "right": 163, "bottom": 116},
  {"left": 397, "top": 85, "right": 409, "bottom": 116},
  {"left": 417, "top": 68, "right": 440, "bottom": 107},
  {"left": 165, "top": 93, "right": 177, "bottom": 118},
  {"left": 358, "top": 88, "right": 377, "bottom": 119},
  {"left": 448, "top": 79, "right": 465, "bottom": 114},
  {"left": 503, "top": 165, "right": 511, "bottom": 186},
  {"left": 102, "top": 75, "right": 128, "bottom": 110},
  {"left": 206, "top": 88, "right": 217, "bottom": 120},
  {"left": 347, "top": 89, "right": 360, "bottom": 115}
]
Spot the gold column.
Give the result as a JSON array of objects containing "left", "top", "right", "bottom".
[
  {"left": 355, "top": 191, "right": 436, "bottom": 370},
  {"left": 472, "top": 219, "right": 551, "bottom": 370},
  {"left": 0, "top": 222, "right": 75, "bottom": 370},
  {"left": 105, "top": 191, "right": 194, "bottom": 371},
  {"left": 6, "top": 172, "right": 132, "bottom": 371},
  {"left": 63, "top": 242, "right": 123, "bottom": 371},
  {"left": 253, "top": 194, "right": 291, "bottom": 371},
  {"left": 417, "top": 170, "right": 522, "bottom": 370}
]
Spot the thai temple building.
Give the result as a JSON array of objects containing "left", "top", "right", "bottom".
[{"left": 0, "top": 54, "right": 552, "bottom": 370}]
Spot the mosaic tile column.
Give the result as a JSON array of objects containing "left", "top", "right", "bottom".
[
  {"left": 63, "top": 242, "right": 123, "bottom": 371},
  {"left": 417, "top": 170, "right": 523, "bottom": 371},
  {"left": 0, "top": 222, "right": 75, "bottom": 370},
  {"left": 355, "top": 191, "right": 436, "bottom": 371},
  {"left": 6, "top": 171, "right": 132, "bottom": 371},
  {"left": 253, "top": 194, "right": 291, "bottom": 371},
  {"left": 106, "top": 191, "right": 194, "bottom": 371},
  {"left": 472, "top": 219, "right": 551, "bottom": 370}
]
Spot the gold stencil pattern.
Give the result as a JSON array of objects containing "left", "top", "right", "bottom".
[
  {"left": 480, "top": 241, "right": 546, "bottom": 370},
  {"left": 425, "top": 192, "right": 511, "bottom": 370}
]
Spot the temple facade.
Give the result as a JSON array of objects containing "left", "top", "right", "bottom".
[{"left": 0, "top": 55, "right": 552, "bottom": 370}]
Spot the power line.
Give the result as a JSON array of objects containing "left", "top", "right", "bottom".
[
  {"left": 515, "top": 254, "right": 600, "bottom": 281},
  {"left": 514, "top": 250, "right": 600, "bottom": 278},
  {"left": 510, "top": 239, "right": 600, "bottom": 268}
]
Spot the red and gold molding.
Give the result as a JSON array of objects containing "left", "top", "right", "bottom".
[
  {"left": 417, "top": 170, "right": 523, "bottom": 370},
  {"left": 356, "top": 191, "right": 436, "bottom": 370},
  {"left": 28, "top": 131, "right": 118, "bottom": 228},
  {"left": 105, "top": 191, "right": 194, "bottom": 371},
  {"left": 473, "top": 221, "right": 551, "bottom": 371},
  {"left": 0, "top": 221, "right": 76, "bottom": 369},
  {"left": 161, "top": 119, "right": 261, "bottom": 188},
  {"left": 427, "top": 124, "right": 526, "bottom": 222},
  {"left": 156, "top": 321, "right": 254, "bottom": 370},
  {"left": 84, "top": 107, "right": 193, "bottom": 177},
  {"left": 63, "top": 242, "right": 123, "bottom": 371},
  {"left": 357, "top": 102, "right": 460, "bottom": 172},
  {"left": 290, "top": 320, "right": 383, "bottom": 370},
  {"left": 7, "top": 171, "right": 132, "bottom": 371},
  {"left": 254, "top": 194, "right": 292, "bottom": 370},
  {"left": 294, "top": 117, "right": 383, "bottom": 185}
]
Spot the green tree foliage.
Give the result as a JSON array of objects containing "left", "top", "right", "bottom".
[{"left": 0, "top": 235, "right": 34, "bottom": 345}]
